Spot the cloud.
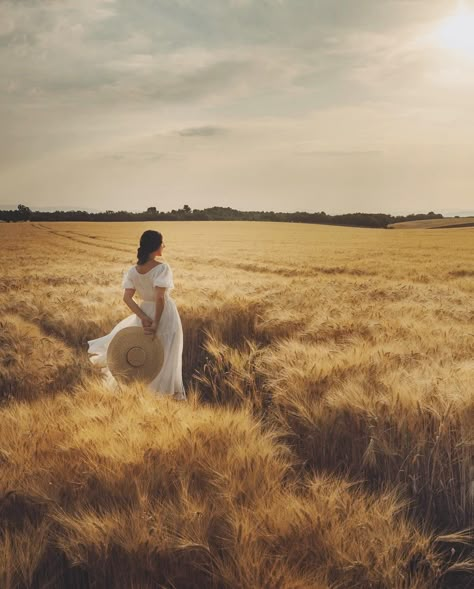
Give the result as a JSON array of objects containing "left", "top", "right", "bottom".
[
  {"left": 177, "top": 125, "right": 228, "bottom": 137},
  {"left": 102, "top": 151, "right": 165, "bottom": 163},
  {"left": 0, "top": 0, "right": 453, "bottom": 114}
]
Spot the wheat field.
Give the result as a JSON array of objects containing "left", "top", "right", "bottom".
[
  {"left": 0, "top": 220, "right": 473, "bottom": 589},
  {"left": 388, "top": 217, "right": 474, "bottom": 230}
]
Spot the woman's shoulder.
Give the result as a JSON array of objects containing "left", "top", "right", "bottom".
[
  {"left": 152, "top": 261, "right": 172, "bottom": 278},
  {"left": 122, "top": 265, "right": 136, "bottom": 289},
  {"left": 143, "top": 262, "right": 172, "bottom": 282},
  {"left": 154, "top": 260, "right": 170, "bottom": 270},
  {"left": 151, "top": 261, "right": 174, "bottom": 289}
]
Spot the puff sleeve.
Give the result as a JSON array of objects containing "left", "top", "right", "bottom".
[
  {"left": 153, "top": 263, "right": 174, "bottom": 289},
  {"left": 121, "top": 267, "right": 134, "bottom": 289}
]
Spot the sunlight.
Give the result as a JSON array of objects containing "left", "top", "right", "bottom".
[{"left": 435, "top": 2, "right": 474, "bottom": 55}]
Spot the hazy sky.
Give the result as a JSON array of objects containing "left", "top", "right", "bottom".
[{"left": 2, "top": 0, "right": 474, "bottom": 215}]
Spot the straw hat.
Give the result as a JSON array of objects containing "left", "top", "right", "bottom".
[{"left": 107, "top": 326, "right": 164, "bottom": 384}]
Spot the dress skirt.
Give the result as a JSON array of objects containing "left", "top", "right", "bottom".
[{"left": 87, "top": 295, "right": 186, "bottom": 400}]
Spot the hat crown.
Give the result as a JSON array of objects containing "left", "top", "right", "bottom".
[{"left": 127, "top": 346, "right": 146, "bottom": 367}]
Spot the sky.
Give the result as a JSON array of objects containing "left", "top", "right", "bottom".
[{"left": 1, "top": 0, "right": 474, "bottom": 216}]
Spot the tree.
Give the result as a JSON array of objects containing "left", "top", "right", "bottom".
[
  {"left": 17, "top": 204, "right": 32, "bottom": 221},
  {"left": 182, "top": 204, "right": 192, "bottom": 213},
  {"left": 147, "top": 206, "right": 157, "bottom": 214}
]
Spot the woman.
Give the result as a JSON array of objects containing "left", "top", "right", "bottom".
[{"left": 87, "top": 230, "right": 186, "bottom": 401}]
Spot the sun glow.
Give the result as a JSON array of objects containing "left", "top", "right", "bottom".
[{"left": 435, "top": 3, "right": 474, "bottom": 55}]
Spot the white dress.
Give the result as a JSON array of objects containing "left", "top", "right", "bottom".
[{"left": 87, "top": 262, "right": 186, "bottom": 400}]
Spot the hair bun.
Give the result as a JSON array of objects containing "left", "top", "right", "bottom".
[{"left": 136, "top": 230, "right": 163, "bottom": 265}]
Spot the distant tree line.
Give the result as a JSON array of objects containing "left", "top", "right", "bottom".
[{"left": 0, "top": 204, "right": 444, "bottom": 229}]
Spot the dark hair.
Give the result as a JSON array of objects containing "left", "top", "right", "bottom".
[{"left": 137, "top": 230, "right": 163, "bottom": 265}]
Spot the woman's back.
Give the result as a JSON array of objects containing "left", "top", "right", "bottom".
[{"left": 122, "top": 262, "right": 175, "bottom": 302}]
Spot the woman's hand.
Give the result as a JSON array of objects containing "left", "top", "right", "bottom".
[
  {"left": 141, "top": 316, "right": 153, "bottom": 334},
  {"left": 149, "top": 321, "right": 158, "bottom": 340}
]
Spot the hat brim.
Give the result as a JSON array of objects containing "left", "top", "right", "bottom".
[{"left": 107, "top": 326, "right": 164, "bottom": 384}]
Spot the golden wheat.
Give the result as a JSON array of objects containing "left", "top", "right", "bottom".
[{"left": 0, "top": 220, "right": 472, "bottom": 588}]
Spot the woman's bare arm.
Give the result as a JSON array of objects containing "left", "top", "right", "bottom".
[
  {"left": 150, "top": 286, "right": 166, "bottom": 339},
  {"left": 123, "top": 288, "right": 151, "bottom": 323}
]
